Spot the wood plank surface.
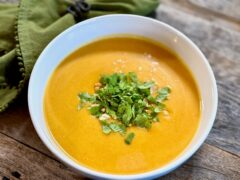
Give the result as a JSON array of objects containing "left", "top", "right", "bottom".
[
  {"left": 0, "top": 92, "right": 53, "bottom": 157},
  {"left": 189, "top": 0, "right": 240, "bottom": 20},
  {"left": 0, "top": 0, "right": 240, "bottom": 179},
  {"left": 0, "top": 132, "right": 83, "bottom": 180},
  {"left": 0, "top": 131, "right": 239, "bottom": 180}
]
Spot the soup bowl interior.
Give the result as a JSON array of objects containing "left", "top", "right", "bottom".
[{"left": 28, "top": 14, "right": 217, "bottom": 180}]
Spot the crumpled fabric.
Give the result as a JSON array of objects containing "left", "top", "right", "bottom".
[{"left": 0, "top": 0, "right": 159, "bottom": 112}]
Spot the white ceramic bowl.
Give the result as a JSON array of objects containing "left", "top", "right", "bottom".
[{"left": 28, "top": 14, "right": 218, "bottom": 179}]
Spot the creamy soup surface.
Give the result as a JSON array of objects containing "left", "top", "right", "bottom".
[{"left": 44, "top": 36, "right": 201, "bottom": 174}]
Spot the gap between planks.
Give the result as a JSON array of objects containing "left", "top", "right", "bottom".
[
  {"left": 161, "top": 0, "right": 240, "bottom": 32},
  {"left": 0, "top": 130, "right": 239, "bottom": 179}
]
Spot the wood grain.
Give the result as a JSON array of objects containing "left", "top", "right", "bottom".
[
  {"left": 0, "top": 132, "right": 84, "bottom": 180},
  {"left": 0, "top": 131, "right": 239, "bottom": 180},
  {"left": 189, "top": 0, "right": 240, "bottom": 20},
  {"left": 0, "top": 0, "right": 240, "bottom": 179},
  {"left": 163, "top": 143, "right": 240, "bottom": 180},
  {"left": 0, "top": 91, "right": 53, "bottom": 157},
  {"left": 161, "top": 0, "right": 240, "bottom": 32}
]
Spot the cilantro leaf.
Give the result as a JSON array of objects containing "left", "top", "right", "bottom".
[
  {"left": 125, "top": 132, "right": 135, "bottom": 145},
  {"left": 157, "top": 87, "right": 171, "bottom": 101},
  {"left": 128, "top": 72, "right": 138, "bottom": 82},
  {"left": 89, "top": 105, "right": 101, "bottom": 116},
  {"left": 79, "top": 93, "right": 95, "bottom": 102},
  {"left": 109, "top": 123, "right": 126, "bottom": 134},
  {"left": 102, "top": 125, "right": 111, "bottom": 134},
  {"left": 101, "top": 121, "right": 112, "bottom": 134},
  {"left": 138, "top": 81, "right": 155, "bottom": 89}
]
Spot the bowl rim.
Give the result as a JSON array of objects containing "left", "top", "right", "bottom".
[{"left": 28, "top": 14, "right": 218, "bottom": 179}]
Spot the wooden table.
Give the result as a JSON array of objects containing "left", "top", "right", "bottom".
[{"left": 1, "top": 0, "right": 240, "bottom": 179}]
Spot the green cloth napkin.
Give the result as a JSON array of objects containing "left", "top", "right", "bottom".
[{"left": 0, "top": 0, "right": 159, "bottom": 112}]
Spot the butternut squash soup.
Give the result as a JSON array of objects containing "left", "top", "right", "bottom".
[{"left": 44, "top": 36, "right": 201, "bottom": 174}]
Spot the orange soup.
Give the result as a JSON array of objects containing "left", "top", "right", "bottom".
[{"left": 44, "top": 36, "right": 201, "bottom": 174}]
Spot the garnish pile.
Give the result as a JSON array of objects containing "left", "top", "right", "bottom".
[{"left": 78, "top": 72, "right": 171, "bottom": 144}]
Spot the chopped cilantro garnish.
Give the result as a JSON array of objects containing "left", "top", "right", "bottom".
[
  {"left": 125, "top": 132, "right": 135, "bottom": 145},
  {"left": 78, "top": 72, "right": 171, "bottom": 144},
  {"left": 102, "top": 123, "right": 112, "bottom": 134}
]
